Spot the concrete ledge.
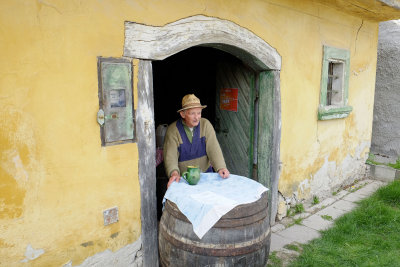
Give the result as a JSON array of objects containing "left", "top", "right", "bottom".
[{"left": 368, "top": 164, "right": 399, "bottom": 182}]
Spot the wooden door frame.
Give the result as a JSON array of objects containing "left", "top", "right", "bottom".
[{"left": 124, "top": 15, "right": 281, "bottom": 266}]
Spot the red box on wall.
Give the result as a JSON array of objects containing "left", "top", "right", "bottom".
[{"left": 220, "top": 88, "right": 238, "bottom": 112}]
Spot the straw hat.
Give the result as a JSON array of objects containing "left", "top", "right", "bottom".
[{"left": 177, "top": 94, "right": 207, "bottom": 112}]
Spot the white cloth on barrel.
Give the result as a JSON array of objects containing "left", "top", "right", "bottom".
[{"left": 163, "top": 172, "right": 268, "bottom": 239}]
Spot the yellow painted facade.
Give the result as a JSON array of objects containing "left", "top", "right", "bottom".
[{"left": 1, "top": 0, "right": 399, "bottom": 265}]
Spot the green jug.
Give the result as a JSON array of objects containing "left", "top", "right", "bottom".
[{"left": 182, "top": 166, "right": 201, "bottom": 185}]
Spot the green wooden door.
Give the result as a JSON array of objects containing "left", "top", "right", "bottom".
[{"left": 215, "top": 57, "right": 256, "bottom": 178}]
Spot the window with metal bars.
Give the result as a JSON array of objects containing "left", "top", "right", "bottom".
[
  {"left": 326, "top": 61, "right": 344, "bottom": 106},
  {"left": 318, "top": 46, "right": 352, "bottom": 120}
]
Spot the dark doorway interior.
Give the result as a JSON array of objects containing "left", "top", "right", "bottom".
[
  {"left": 152, "top": 47, "right": 255, "bottom": 220},
  {"left": 153, "top": 47, "right": 221, "bottom": 128},
  {"left": 153, "top": 47, "right": 219, "bottom": 220}
]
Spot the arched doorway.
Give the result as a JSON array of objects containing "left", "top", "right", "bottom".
[
  {"left": 152, "top": 47, "right": 259, "bottom": 220},
  {"left": 124, "top": 15, "right": 281, "bottom": 266}
]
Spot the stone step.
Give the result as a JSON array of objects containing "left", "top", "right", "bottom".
[{"left": 368, "top": 163, "right": 400, "bottom": 182}]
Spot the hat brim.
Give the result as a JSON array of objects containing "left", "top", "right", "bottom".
[{"left": 177, "top": 104, "right": 207, "bottom": 113}]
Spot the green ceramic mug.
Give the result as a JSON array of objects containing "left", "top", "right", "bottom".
[{"left": 182, "top": 166, "right": 200, "bottom": 185}]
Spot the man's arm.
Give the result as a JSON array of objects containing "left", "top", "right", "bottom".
[{"left": 163, "top": 123, "right": 181, "bottom": 187}]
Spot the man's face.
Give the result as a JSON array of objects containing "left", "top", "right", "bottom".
[{"left": 180, "top": 107, "right": 202, "bottom": 128}]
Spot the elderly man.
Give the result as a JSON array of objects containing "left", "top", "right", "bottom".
[{"left": 163, "top": 94, "right": 230, "bottom": 188}]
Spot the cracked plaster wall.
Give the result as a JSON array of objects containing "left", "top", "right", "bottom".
[
  {"left": 275, "top": 3, "right": 379, "bottom": 221},
  {"left": 277, "top": 141, "right": 371, "bottom": 220}
]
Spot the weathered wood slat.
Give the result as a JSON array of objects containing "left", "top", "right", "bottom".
[
  {"left": 124, "top": 15, "right": 281, "bottom": 71},
  {"left": 216, "top": 65, "right": 251, "bottom": 147},
  {"left": 137, "top": 60, "right": 159, "bottom": 267},
  {"left": 258, "top": 70, "right": 281, "bottom": 224},
  {"left": 215, "top": 57, "right": 255, "bottom": 177},
  {"left": 270, "top": 70, "right": 281, "bottom": 225}
]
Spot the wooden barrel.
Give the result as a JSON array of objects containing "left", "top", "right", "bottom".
[{"left": 159, "top": 192, "right": 270, "bottom": 267}]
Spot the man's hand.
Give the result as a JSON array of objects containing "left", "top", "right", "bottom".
[
  {"left": 218, "top": 168, "right": 230, "bottom": 178},
  {"left": 167, "top": 170, "right": 180, "bottom": 188}
]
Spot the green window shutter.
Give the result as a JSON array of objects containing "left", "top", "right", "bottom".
[
  {"left": 98, "top": 57, "right": 135, "bottom": 145},
  {"left": 318, "top": 46, "right": 352, "bottom": 120}
]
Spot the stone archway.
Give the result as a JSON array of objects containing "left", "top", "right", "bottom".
[
  {"left": 124, "top": 15, "right": 280, "bottom": 71},
  {"left": 123, "top": 15, "right": 281, "bottom": 266}
]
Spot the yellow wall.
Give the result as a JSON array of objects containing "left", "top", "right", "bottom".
[
  {"left": 0, "top": 1, "right": 143, "bottom": 265},
  {"left": 271, "top": 4, "right": 379, "bottom": 197},
  {"left": 0, "top": 0, "right": 383, "bottom": 265}
]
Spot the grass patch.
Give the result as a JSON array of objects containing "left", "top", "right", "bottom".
[
  {"left": 292, "top": 217, "right": 303, "bottom": 225},
  {"left": 388, "top": 159, "right": 400, "bottom": 170},
  {"left": 294, "top": 203, "right": 305, "bottom": 214},
  {"left": 287, "top": 203, "right": 305, "bottom": 218},
  {"left": 332, "top": 191, "right": 337, "bottom": 196},
  {"left": 366, "top": 153, "right": 386, "bottom": 166},
  {"left": 288, "top": 180, "right": 400, "bottom": 267},
  {"left": 312, "top": 196, "right": 320, "bottom": 205},
  {"left": 285, "top": 243, "right": 301, "bottom": 252},
  {"left": 267, "top": 251, "right": 282, "bottom": 267},
  {"left": 367, "top": 154, "right": 400, "bottom": 170},
  {"left": 320, "top": 214, "right": 333, "bottom": 221},
  {"left": 366, "top": 158, "right": 382, "bottom": 166},
  {"left": 288, "top": 218, "right": 303, "bottom": 228},
  {"left": 294, "top": 218, "right": 303, "bottom": 225}
]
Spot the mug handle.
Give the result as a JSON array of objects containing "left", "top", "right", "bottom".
[{"left": 182, "top": 172, "right": 188, "bottom": 182}]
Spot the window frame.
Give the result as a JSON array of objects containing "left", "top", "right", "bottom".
[{"left": 318, "top": 45, "right": 352, "bottom": 120}]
